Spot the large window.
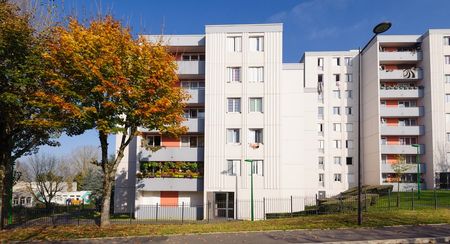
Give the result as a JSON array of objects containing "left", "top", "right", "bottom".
[
  {"left": 227, "top": 98, "right": 241, "bottom": 113},
  {"left": 181, "top": 81, "right": 205, "bottom": 89},
  {"left": 250, "top": 160, "right": 264, "bottom": 176},
  {"left": 248, "top": 67, "right": 264, "bottom": 82},
  {"left": 146, "top": 135, "right": 161, "bottom": 147},
  {"left": 345, "top": 106, "right": 352, "bottom": 115},
  {"left": 318, "top": 107, "right": 324, "bottom": 119},
  {"left": 446, "top": 75, "right": 450, "bottom": 83},
  {"left": 445, "top": 55, "right": 450, "bottom": 65},
  {"left": 181, "top": 135, "right": 204, "bottom": 148},
  {"left": 249, "top": 36, "right": 264, "bottom": 52},
  {"left": 182, "top": 53, "right": 205, "bottom": 61},
  {"left": 344, "top": 57, "right": 352, "bottom": 66},
  {"left": 227, "top": 67, "right": 241, "bottom": 82},
  {"left": 346, "top": 157, "right": 353, "bottom": 165},
  {"left": 346, "top": 140, "right": 354, "bottom": 148},
  {"left": 333, "top": 107, "right": 341, "bottom": 115},
  {"left": 227, "top": 160, "right": 240, "bottom": 176},
  {"left": 227, "top": 129, "right": 240, "bottom": 144},
  {"left": 333, "top": 57, "right": 341, "bottom": 66},
  {"left": 334, "top": 74, "right": 340, "bottom": 82},
  {"left": 346, "top": 123, "right": 353, "bottom": 132},
  {"left": 345, "top": 90, "right": 352, "bottom": 99},
  {"left": 334, "top": 156, "right": 341, "bottom": 165},
  {"left": 248, "top": 129, "right": 263, "bottom": 144},
  {"left": 334, "top": 173, "right": 342, "bottom": 182},
  {"left": 318, "top": 58, "right": 324, "bottom": 68},
  {"left": 444, "top": 36, "right": 450, "bottom": 45},
  {"left": 333, "top": 123, "right": 341, "bottom": 132},
  {"left": 249, "top": 98, "right": 263, "bottom": 112},
  {"left": 227, "top": 36, "right": 242, "bottom": 52},
  {"left": 346, "top": 73, "right": 353, "bottom": 82},
  {"left": 183, "top": 108, "right": 205, "bottom": 118},
  {"left": 333, "top": 140, "right": 342, "bottom": 148},
  {"left": 333, "top": 90, "right": 341, "bottom": 99}
]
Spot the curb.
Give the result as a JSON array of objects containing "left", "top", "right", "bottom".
[{"left": 321, "top": 236, "right": 450, "bottom": 244}]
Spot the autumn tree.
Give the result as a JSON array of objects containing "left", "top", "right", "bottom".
[
  {"left": 391, "top": 154, "right": 413, "bottom": 206},
  {"left": 41, "top": 16, "right": 187, "bottom": 227},
  {"left": 0, "top": 0, "right": 62, "bottom": 228}
]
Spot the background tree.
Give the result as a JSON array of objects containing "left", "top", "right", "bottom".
[
  {"left": 22, "top": 154, "right": 65, "bottom": 210},
  {"left": 41, "top": 16, "right": 187, "bottom": 227},
  {"left": 391, "top": 154, "right": 413, "bottom": 206},
  {"left": 70, "top": 146, "right": 99, "bottom": 190},
  {"left": 0, "top": 0, "right": 63, "bottom": 228}
]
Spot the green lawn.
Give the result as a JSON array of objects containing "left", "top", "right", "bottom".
[
  {"left": 2, "top": 209, "right": 450, "bottom": 241},
  {"left": 372, "top": 190, "right": 450, "bottom": 210}
]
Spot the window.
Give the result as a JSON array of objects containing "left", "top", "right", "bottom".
[
  {"left": 444, "top": 36, "right": 450, "bottom": 45},
  {"left": 334, "top": 74, "right": 340, "bottom": 82},
  {"left": 227, "top": 36, "right": 242, "bottom": 52},
  {"left": 249, "top": 36, "right": 264, "bottom": 52},
  {"left": 380, "top": 100, "right": 386, "bottom": 107},
  {"left": 399, "top": 118, "right": 417, "bottom": 126},
  {"left": 319, "top": 174, "right": 324, "bottom": 184},
  {"left": 248, "top": 67, "right": 264, "bottom": 82},
  {"left": 183, "top": 108, "right": 205, "bottom": 118},
  {"left": 181, "top": 81, "right": 205, "bottom": 89},
  {"left": 346, "top": 140, "right": 354, "bottom": 149},
  {"left": 182, "top": 53, "right": 205, "bottom": 61},
  {"left": 333, "top": 57, "right": 341, "bottom": 66},
  {"left": 333, "top": 107, "right": 341, "bottom": 115},
  {"left": 334, "top": 174, "right": 342, "bottom": 182},
  {"left": 248, "top": 129, "right": 263, "bottom": 144},
  {"left": 381, "top": 155, "right": 387, "bottom": 164},
  {"left": 334, "top": 140, "right": 341, "bottom": 148},
  {"left": 250, "top": 160, "right": 264, "bottom": 176},
  {"left": 13, "top": 198, "right": 18, "bottom": 206},
  {"left": 345, "top": 90, "right": 352, "bottom": 99},
  {"left": 227, "top": 98, "right": 241, "bottom": 112},
  {"left": 318, "top": 123, "right": 324, "bottom": 133},
  {"left": 227, "top": 160, "right": 240, "bottom": 176},
  {"left": 318, "top": 58, "right": 324, "bottom": 67},
  {"left": 347, "top": 173, "right": 355, "bottom": 183},
  {"left": 346, "top": 123, "right": 353, "bottom": 132},
  {"left": 26, "top": 197, "right": 32, "bottom": 205},
  {"left": 446, "top": 114, "right": 450, "bottom": 124},
  {"left": 318, "top": 157, "right": 324, "bottom": 168},
  {"left": 399, "top": 137, "right": 417, "bottom": 145},
  {"left": 146, "top": 135, "right": 161, "bottom": 147},
  {"left": 227, "top": 67, "right": 241, "bottom": 82},
  {"left": 447, "top": 133, "right": 450, "bottom": 142},
  {"left": 334, "top": 156, "right": 341, "bottom": 165},
  {"left": 319, "top": 140, "right": 324, "bottom": 150},
  {"left": 345, "top": 57, "right": 352, "bottom": 66},
  {"left": 398, "top": 100, "right": 416, "bottom": 107},
  {"left": 318, "top": 107, "right": 324, "bottom": 119},
  {"left": 249, "top": 98, "right": 263, "bottom": 112},
  {"left": 346, "top": 73, "right": 353, "bottom": 82},
  {"left": 446, "top": 75, "right": 450, "bottom": 83},
  {"left": 318, "top": 74, "right": 323, "bottom": 82},
  {"left": 181, "top": 135, "right": 204, "bottom": 148},
  {"left": 345, "top": 106, "right": 353, "bottom": 115},
  {"left": 227, "top": 129, "right": 240, "bottom": 143},
  {"left": 346, "top": 157, "right": 353, "bottom": 165},
  {"left": 381, "top": 137, "right": 387, "bottom": 145},
  {"left": 333, "top": 123, "right": 341, "bottom": 132},
  {"left": 333, "top": 90, "right": 341, "bottom": 99},
  {"left": 445, "top": 55, "right": 450, "bottom": 65},
  {"left": 20, "top": 197, "right": 25, "bottom": 205},
  {"left": 446, "top": 94, "right": 450, "bottom": 103}
]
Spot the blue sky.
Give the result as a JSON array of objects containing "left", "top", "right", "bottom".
[{"left": 35, "top": 0, "right": 450, "bottom": 158}]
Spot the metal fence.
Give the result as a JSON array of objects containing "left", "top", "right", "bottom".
[{"left": 8, "top": 189, "right": 450, "bottom": 228}]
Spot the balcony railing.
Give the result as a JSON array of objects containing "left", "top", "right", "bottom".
[
  {"left": 176, "top": 61, "right": 205, "bottom": 75},
  {"left": 381, "top": 163, "right": 426, "bottom": 174},
  {"left": 379, "top": 106, "right": 424, "bottom": 117},
  {"left": 137, "top": 178, "right": 203, "bottom": 192},
  {"left": 140, "top": 147, "right": 204, "bottom": 161},
  {"left": 379, "top": 68, "right": 423, "bottom": 80},
  {"left": 379, "top": 125, "right": 424, "bottom": 136},
  {"left": 182, "top": 118, "right": 204, "bottom": 133},
  {"left": 379, "top": 51, "right": 422, "bottom": 62},
  {"left": 380, "top": 144, "right": 425, "bottom": 154},
  {"left": 379, "top": 87, "right": 424, "bottom": 99},
  {"left": 185, "top": 88, "right": 205, "bottom": 104}
]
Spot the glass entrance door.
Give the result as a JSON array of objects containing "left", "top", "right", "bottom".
[{"left": 214, "top": 192, "right": 234, "bottom": 219}]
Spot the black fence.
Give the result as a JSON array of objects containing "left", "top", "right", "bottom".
[{"left": 8, "top": 189, "right": 450, "bottom": 228}]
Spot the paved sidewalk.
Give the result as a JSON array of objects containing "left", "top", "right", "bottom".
[{"left": 57, "top": 224, "right": 450, "bottom": 243}]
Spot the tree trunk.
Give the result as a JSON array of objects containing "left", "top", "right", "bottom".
[
  {"left": 0, "top": 152, "right": 13, "bottom": 229},
  {"left": 100, "top": 172, "right": 113, "bottom": 227}
]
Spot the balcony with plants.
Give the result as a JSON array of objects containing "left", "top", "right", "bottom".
[{"left": 137, "top": 161, "right": 203, "bottom": 179}]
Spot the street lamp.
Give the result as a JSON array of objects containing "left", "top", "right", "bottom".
[
  {"left": 358, "top": 21, "right": 392, "bottom": 225},
  {"left": 244, "top": 159, "right": 254, "bottom": 221},
  {"left": 412, "top": 144, "right": 421, "bottom": 198}
]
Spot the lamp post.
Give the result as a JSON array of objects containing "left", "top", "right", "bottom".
[
  {"left": 412, "top": 144, "right": 421, "bottom": 198},
  {"left": 244, "top": 159, "right": 254, "bottom": 221},
  {"left": 358, "top": 21, "right": 392, "bottom": 225}
]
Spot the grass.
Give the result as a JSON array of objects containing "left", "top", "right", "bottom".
[
  {"left": 2, "top": 209, "right": 450, "bottom": 241},
  {"left": 373, "top": 190, "right": 450, "bottom": 210}
]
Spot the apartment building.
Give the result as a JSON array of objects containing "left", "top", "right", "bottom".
[{"left": 114, "top": 23, "right": 450, "bottom": 220}]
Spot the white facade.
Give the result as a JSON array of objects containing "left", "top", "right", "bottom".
[{"left": 114, "top": 24, "right": 450, "bottom": 220}]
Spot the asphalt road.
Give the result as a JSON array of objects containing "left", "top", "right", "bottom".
[{"left": 57, "top": 224, "right": 450, "bottom": 243}]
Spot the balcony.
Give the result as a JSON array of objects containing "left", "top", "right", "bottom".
[
  {"left": 380, "top": 125, "right": 424, "bottom": 136},
  {"left": 185, "top": 88, "right": 205, "bottom": 104},
  {"left": 379, "top": 68, "right": 423, "bottom": 80},
  {"left": 379, "top": 87, "right": 424, "bottom": 99},
  {"left": 379, "top": 106, "right": 424, "bottom": 117},
  {"left": 380, "top": 144, "right": 425, "bottom": 154},
  {"left": 381, "top": 163, "right": 426, "bottom": 174},
  {"left": 140, "top": 147, "right": 204, "bottom": 161},
  {"left": 183, "top": 118, "right": 204, "bottom": 133},
  {"left": 176, "top": 61, "right": 205, "bottom": 75},
  {"left": 137, "top": 178, "right": 203, "bottom": 192},
  {"left": 379, "top": 51, "right": 422, "bottom": 62}
]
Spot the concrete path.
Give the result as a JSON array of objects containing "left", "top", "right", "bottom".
[{"left": 56, "top": 224, "right": 450, "bottom": 243}]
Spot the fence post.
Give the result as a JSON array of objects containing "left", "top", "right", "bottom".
[
  {"left": 290, "top": 196, "right": 293, "bottom": 217},
  {"left": 155, "top": 203, "right": 159, "bottom": 222},
  {"left": 78, "top": 204, "right": 80, "bottom": 226},
  {"left": 434, "top": 188, "right": 437, "bottom": 210},
  {"left": 263, "top": 197, "right": 266, "bottom": 220},
  {"left": 207, "top": 202, "right": 210, "bottom": 223},
  {"left": 181, "top": 202, "right": 184, "bottom": 224},
  {"left": 339, "top": 195, "right": 343, "bottom": 212},
  {"left": 411, "top": 188, "right": 414, "bottom": 210},
  {"left": 388, "top": 189, "right": 391, "bottom": 210},
  {"left": 364, "top": 191, "right": 368, "bottom": 212},
  {"left": 315, "top": 194, "right": 319, "bottom": 215}
]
